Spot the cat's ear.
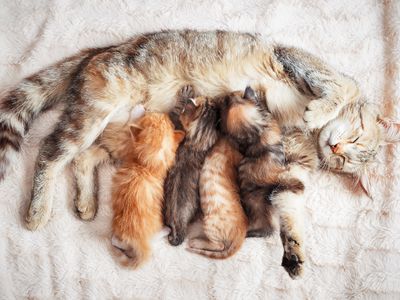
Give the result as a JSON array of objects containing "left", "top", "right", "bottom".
[
  {"left": 129, "top": 123, "right": 142, "bottom": 139},
  {"left": 377, "top": 117, "right": 400, "bottom": 144},
  {"left": 243, "top": 86, "right": 257, "bottom": 102},
  {"left": 173, "top": 130, "right": 185, "bottom": 143}
]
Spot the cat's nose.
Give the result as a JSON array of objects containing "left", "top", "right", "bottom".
[{"left": 329, "top": 143, "right": 340, "bottom": 154}]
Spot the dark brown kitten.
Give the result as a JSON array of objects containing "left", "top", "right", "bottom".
[
  {"left": 163, "top": 87, "right": 219, "bottom": 246},
  {"left": 220, "top": 87, "right": 292, "bottom": 236},
  {"left": 220, "top": 86, "right": 305, "bottom": 278}
]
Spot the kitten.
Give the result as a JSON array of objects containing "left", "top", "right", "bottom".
[
  {"left": 164, "top": 87, "right": 219, "bottom": 246},
  {"left": 111, "top": 112, "right": 184, "bottom": 268},
  {"left": 188, "top": 136, "right": 248, "bottom": 259},
  {"left": 220, "top": 86, "right": 313, "bottom": 278}
]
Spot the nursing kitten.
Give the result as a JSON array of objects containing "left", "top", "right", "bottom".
[
  {"left": 0, "top": 30, "right": 395, "bottom": 233},
  {"left": 164, "top": 88, "right": 219, "bottom": 246},
  {"left": 188, "top": 136, "right": 248, "bottom": 259},
  {"left": 111, "top": 113, "right": 184, "bottom": 268},
  {"left": 220, "top": 86, "right": 317, "bottom": 278}
]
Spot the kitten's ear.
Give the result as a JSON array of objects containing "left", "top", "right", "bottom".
[
  {"left": 173, "top": 130, "right": 185, "bottom": 143},
  {"left": 129, "top": 123, "right": 142, "bottom": 139},
  {"left": 243, "top": 86, "right": 257, "bottom": 102},
  {"left": 377, "top": 117, "right": 400, "bottom": 144}
]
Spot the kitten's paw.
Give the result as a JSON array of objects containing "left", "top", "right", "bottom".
[
  {"left": 303, "top": 99, "right": 337, "bottom": 130},
  {"left": 75, "top": 198, "right": 97, "bottom": 221},
  {"left": 168, "top": 231, "right": 185, "bottom": 246},
  {"left": 246, "top": 228, "right": 271, "bottom": 238},
  {"left": 281, "top": 239, "right": 305, "bottom": 279},
  {"left": 179, "top": 85, "right": 195, "bottom": 99},
  {"left": 111, "top": 234, "right": 143, "bottom": 269},
  {"left": 25, "top": 203, "right": 51, "bottom": 231}
]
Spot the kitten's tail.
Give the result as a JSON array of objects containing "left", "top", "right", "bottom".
[
  {"left": 0, "top": 49, "right": 100, "bottom": 180},
  {"left": 111, "top": 234, "right": 151, "bottom": 269},
  {"left": 187, "top": 236, "right": 245, "bottom": 260}
]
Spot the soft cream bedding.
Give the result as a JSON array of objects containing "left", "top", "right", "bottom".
[{"left": 0, "top": 1, "right": 399, "bottom": 299}]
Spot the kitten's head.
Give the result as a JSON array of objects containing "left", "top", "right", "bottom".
[
  {"left": 130, "top": 112, "right": 185, "bottom": 168},
  {"left": 318, "top": 102, "right": 400, "bottom": 176},
  {"left": 219, "top": 86, "right": 267, "bottom": 145},
  {"left": 178, "top": 95, "right": 219, "bottom": 150}
]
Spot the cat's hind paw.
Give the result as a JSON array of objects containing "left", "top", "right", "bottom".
[
  {"left": 281, "top": 237, "right": 305, "bottom": 279},
  {"left": 25, "top": 203, "right": 51, "bottom": 231},
  {"left": 281, "top": 252, "right": 304, "bottom": 279},
  {"left": 75, "top": 197, "right": 97, "bottom": 221}
]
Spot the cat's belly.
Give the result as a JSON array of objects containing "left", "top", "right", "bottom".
[{"left": 142, "top": 63, "right": 309, "bottom": 127}]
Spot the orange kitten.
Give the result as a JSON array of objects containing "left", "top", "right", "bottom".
[
  {"left": 188, "top": 137, "right": 248, "bottom": 259},
  {"left": 111, "top": 112, "right": 184, "bottom": 268}
]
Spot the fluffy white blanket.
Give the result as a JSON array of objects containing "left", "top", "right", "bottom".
[{"left": 1, "top": 1, "right": 399, "bottom": 299}]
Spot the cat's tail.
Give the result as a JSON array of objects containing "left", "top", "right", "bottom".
[
  {"left": 187, "top": 236, "right": 245, "bottom": 260},
  {"left": 111, "top": 234, "right": 151, "bottom": 269},
  {"left": 0, "top": 50, "right": 98, "bottom": 180}
]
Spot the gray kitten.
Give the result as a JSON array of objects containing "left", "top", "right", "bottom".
[{"left": 163, "top": 87, "right": 219, "bottom": 246}]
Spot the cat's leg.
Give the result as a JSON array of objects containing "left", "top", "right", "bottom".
[
  {"left": 271, "top": 166, "right": 308, "bottom": 279},
  {"left": 25, "top": 103, "right": 124, "bottom": 230},
  {"left": 273, "top": 46, "right": 360, "bottom": 129},
  {"left": 72, "top": 145, "right": 110, "bottom": 221}
]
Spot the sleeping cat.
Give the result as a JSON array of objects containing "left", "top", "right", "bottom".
[
  {"left": 163, "top": 89, "right": 219, "bottom": 246},
  {"left": 0, "top": 30, "right": 396, "bottom": 231},
  {"left": 111, "top": 113, "right": 184, "bottom": 268}
]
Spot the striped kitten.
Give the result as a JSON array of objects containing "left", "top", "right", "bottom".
[
  {"left": 188, "top": 136, "right": 248, "bottom": 259},
  {"left": 0, "top": 30, "right": 395, "bottom": 230},
  {"left": 163, "top": 88, "right": 219, "bottom": 246},
  {"left": 111, "top": 113, "right": 184, "bottom": 268},
  {"left": 220, "top": 86, "right": 317, "bottom": 278}
]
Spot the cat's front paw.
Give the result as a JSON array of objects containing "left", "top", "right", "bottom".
[
  {"left": 303, "top": 99, "right": 337, "bottom": 130},
  {"left": 281, "top": 238, "right": 305, "bottom": 279},
  {"left": 75, "top": 197, "right": 97, "bottom": 221},
  {"left": 25, "top": 202, "right": 51, "bottom": 231}
]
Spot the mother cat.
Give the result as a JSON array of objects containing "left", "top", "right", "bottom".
[{"left": 0, "top": 30, "right": 397, "bottom": 232}]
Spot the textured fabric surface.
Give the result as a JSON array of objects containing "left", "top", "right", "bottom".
[{"left": 0, "top": 1, "right": 399, "bottom": 299}]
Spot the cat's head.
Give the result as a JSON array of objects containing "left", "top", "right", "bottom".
[
  {"left": 219, "top": 86, "right": 268, "bottom": 145},
  {"left": 178, "top": 95, "right": 219, "bottom": 150},
  {"left": 130, "top": 112, "right": 185, "bottom": 168},
  {"left": 318, "top": 101, "right": 400, "bottom": 176}
]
